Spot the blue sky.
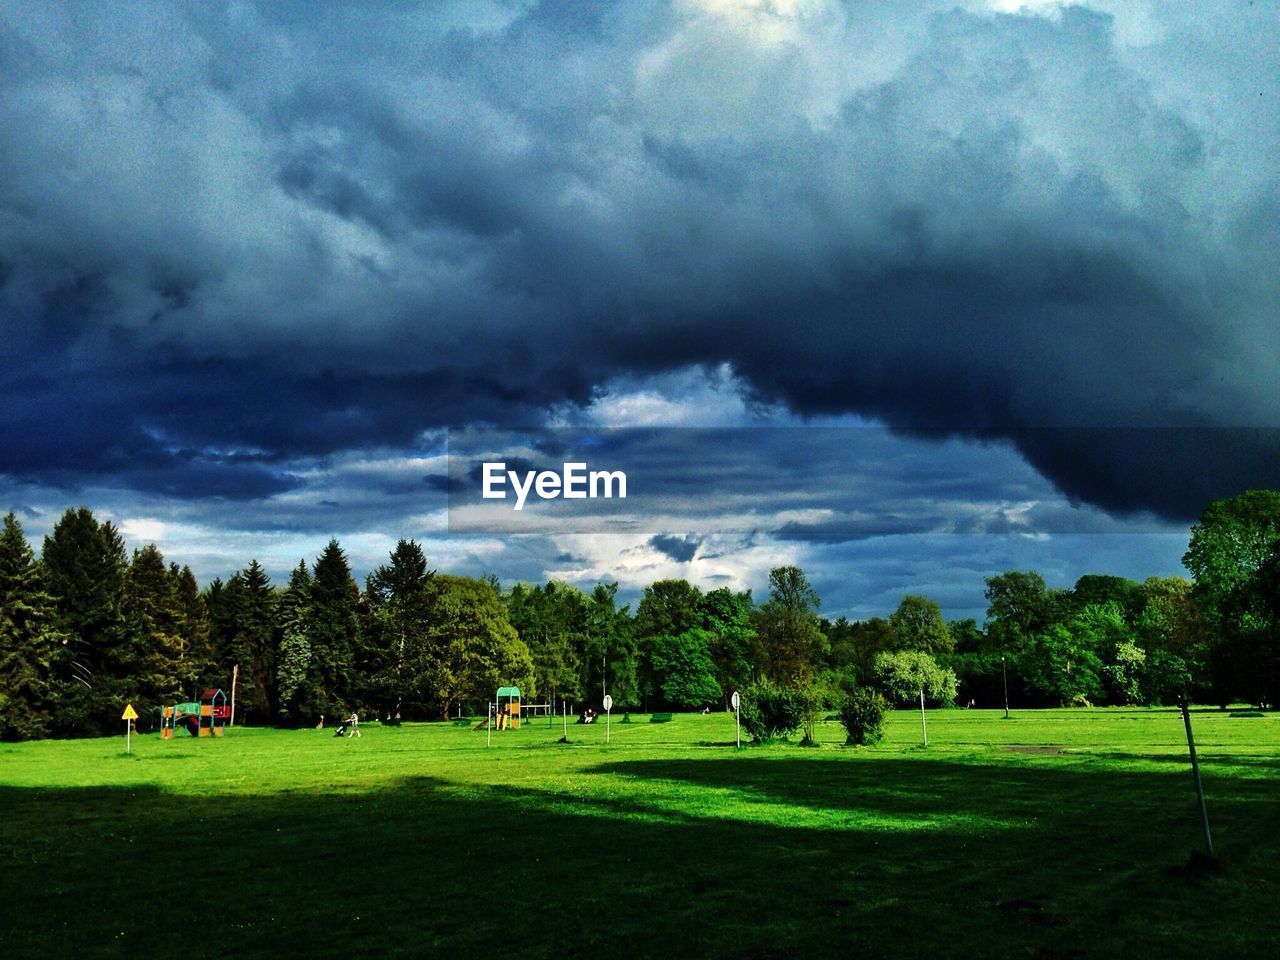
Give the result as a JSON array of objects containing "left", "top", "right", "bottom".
[{"left": 1, "top": 1, "right": 1276, "bottom": 618}]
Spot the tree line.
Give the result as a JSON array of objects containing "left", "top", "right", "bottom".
[{"left": 2, "top": 489, "right": 1279, "bottom": 740}]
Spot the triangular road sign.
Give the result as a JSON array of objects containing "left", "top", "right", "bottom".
[{"left": 121, "top": 703, "right": 139, "bottom": 721}]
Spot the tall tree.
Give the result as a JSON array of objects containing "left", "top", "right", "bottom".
[
  {"left": 505, "top": 581, "right": 587, "bottom": 708},
  {"left": 124, "top": 544, "right": 193, "bottom": 716},
  {"left": 225, "top": 561, "right": 277, "bottom": 723},
  {"left": 1183, "top": 489, "right": 1280, "bottom": 704},
  {"left": 171, "top": 563, "right": 214, "bottom": 690},
  {"left": 0, "top": 514, "right": 64, "bottom": 740},
  {"left": 983, "top": 571, "right": 1064, "bottom": 651},
  {"left": 650, "top": 629, "right": 722, "bottom": 709},
  {"left": 422, "top": 575, "right": 533, "bottom": 719},
  {"left": 889, "top": 595, "right": 954, "bottom": 654},
  {"left": 635, "top": 579, "right": 704, "bottom": 706},
  {"left": 583, "top": 582, "right": 638, "bottom": 709},
  {"left": 699, "top": 587, "right": 756, "bottom": 707},
  {"left": 275, "top": 560, "right": 314, "bottom": 724},
  {"left": 42, "top": 508, "right": 129, "bottom": 734},
  {"left": 302, "top": 539, "right": 360, "bottom": 719},
  {"left": 752, "top": 566, "right": 827, "bottom": 683},
  {"left": 362, "top": 540, "right": 434, "bottom": 719}
]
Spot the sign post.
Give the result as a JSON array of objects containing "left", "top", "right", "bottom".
[
  {"left": 603, "top": 694, "right": 613, "bottom": 744},
  {"left": 122, "top": 703, "right": 138, "bottom": 754},
  {"left": 919, "top": 689, "right": 928, "bottom": 748},
  {"left": 1179, "top": 696, "right": 1213, "bottom": 856},
  {"left": 1001, "top": 655, "right": 1010, "bottom": 719},
  {"left": 731, "top": 691, "right": 741, "bottom": 748}
]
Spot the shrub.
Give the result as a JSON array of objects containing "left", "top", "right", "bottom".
[
  {"left": 840, "top": 689, "right": 887, "bottom": 746},
  {"left": 796, "top": 683, "right": 826, "bottom": 744},
  {"left": 740, "top": 682, "right": 802, "bottom": 742}
]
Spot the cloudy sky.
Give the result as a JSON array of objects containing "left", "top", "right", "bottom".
[{"left": 1, "top": 0, "right": 1276, "bottom": 619}]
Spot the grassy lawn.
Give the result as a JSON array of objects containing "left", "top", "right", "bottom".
[{"left": 2, "top": 708, "right": 1277, "bottom": 958}]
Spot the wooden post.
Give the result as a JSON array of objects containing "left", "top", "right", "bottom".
[
  {"left": 919, "top": 688, "right": 928, "bottom": 748},
  {"left": 229, "top": 664, "right": 239, "bottom": 727}
]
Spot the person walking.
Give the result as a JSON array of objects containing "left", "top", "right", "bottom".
[{"left": 346, "top": 711, "right": 361, "bottom": 738}]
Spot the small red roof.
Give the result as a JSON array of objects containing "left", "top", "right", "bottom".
[{"left": 200, "top": 688, "right": 226, "bottom": 701}]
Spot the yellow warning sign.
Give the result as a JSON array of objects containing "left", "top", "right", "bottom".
[{"left": 121, "top": 703, "right": 139, "bottom": 721}]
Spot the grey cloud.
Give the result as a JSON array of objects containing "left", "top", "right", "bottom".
[
  {"left": 648, "top": 534, "right": 702, "bottom": 563},
  {"left": 0, "top": 1, "right": 1276, "bottom": 521}
]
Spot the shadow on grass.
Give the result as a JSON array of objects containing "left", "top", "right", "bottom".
[{"left": 1, "top": 757, "right": 1276, "bottom": 960}]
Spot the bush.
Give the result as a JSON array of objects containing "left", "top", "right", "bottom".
[
  {"left": 796, "top": 683, "right": 826, "bottom": 744},
  {"left": 839, "top": 689, "right": 887, "bottom": 746},
  {"left": 740, "top": 682, "right": 802, "bottom": 742}
]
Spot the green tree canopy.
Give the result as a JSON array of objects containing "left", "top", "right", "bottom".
[
  {"left": 871, "top": 650, "right": 958, "bottom": 706},
  {"left": 650, "top": 628, "right": 722, "bottom": 709},
  {"left": 889, "top": 594, "right": 954, "bottom": 654},
  {"left": 753, "top": 566, "right": 827, "bottom": 683}
]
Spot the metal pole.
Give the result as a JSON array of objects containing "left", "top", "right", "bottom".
[
  {"left": 563, "top": 700, "right": 568, "bottom": 739},
  {"left": 606, "top": 706, "right": 611, "bottom": 744},
  {"left": 126, "top": 718, "right": 131, "bottom": 754},
  {"left": 486, "top": 702, "right": 492, "bottom": 747},
  {"left": 1001, "top": 655, "right": 1010, "bottom": 719},
  {"left": 919, "top": 688, "right": 928, "bottom": 748},
  {"left": 1180, "top": 696, "right": 1213, "bottom": 855},
  {"left": 736, "top": 701, "right": 741, "bottom": 748}
]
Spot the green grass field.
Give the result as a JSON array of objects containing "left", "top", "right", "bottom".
[{"left": 2, "top": 708, "right": 1277, "bottom": 958}]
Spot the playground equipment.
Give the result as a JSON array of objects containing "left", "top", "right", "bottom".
[
  {"left": 161, "top": 688, "right": 229, "bottom": 739},
  {"left": 495, "top": 686, "right": 521, "bottom": 730}
]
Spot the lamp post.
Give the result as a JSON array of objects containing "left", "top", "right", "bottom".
[{"left": 1001, "top": 654, "right": 1010, "bottom": 719}]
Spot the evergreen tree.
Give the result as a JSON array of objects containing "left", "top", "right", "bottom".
[
  {"left": 124, "top": 544, "right": 192, "bottom": 718},
  {"left": 41, "top": 508, "right": 129, "bottom": 734},
  {"left": 301, "top": 539, "right": 360, "bottom": 719},
  {"left": 0, "top": 514, "right": 65, "bottom": 740},
  {"left": 275, "top": 560, "right": 313, "bottom": 724},
  {"left": 171, "top": 564, "right": 214, "bottom": 690},
  {"left": 362, "top": 540, "right": 434, "bottom": 719},
  {"left": 222, "top": 561, "right": 277, "bottom": 724}
]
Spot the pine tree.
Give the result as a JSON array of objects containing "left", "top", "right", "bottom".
[
  {"left": 125, "top": 544, "right": 192, "bottom": 719},
  {"left": 0, "top": 514, "right": 65, "bottom": 740},
  {"left": 171, "top": 563, "right": 214, "bottom": 690},
  {"left": 301, "top": 540, "right": 359, "bottom": 719},
  {"left": 276, "top": 560, "right": 313, "bottom": 724},
  {"left": 219, "top": 562, "right": 277, "bottom": 724},
  {"left": 363, "top": 540, "right": 434, "bottom": 719},
  {"left": 41, "top": 508, "right": 130, "bottom": 734}
]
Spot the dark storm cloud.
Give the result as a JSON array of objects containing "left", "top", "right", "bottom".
[
  {"left": 649, "top": 534, "right": 702, "bottom": 563},
  {"left": 1, "top": 2, "right": 1277, "bottom": 516}
]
